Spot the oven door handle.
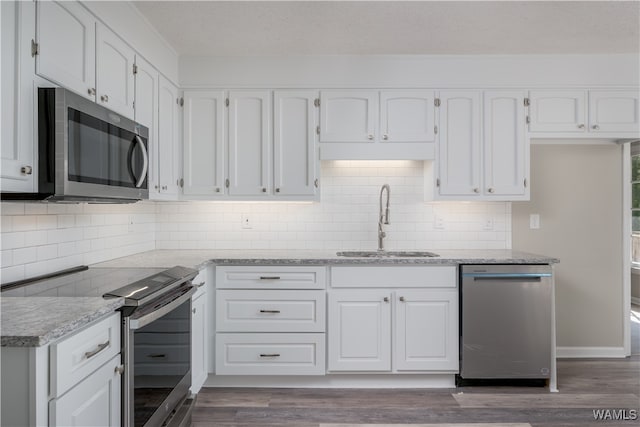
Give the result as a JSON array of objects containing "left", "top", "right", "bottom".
[{"left": 128, "top": 286, "right": 196, "bottom": 330}]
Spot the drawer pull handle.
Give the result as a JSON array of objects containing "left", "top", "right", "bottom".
[
  {"left": 260, "top": 353, "right": 281, "bottom": 358},
  {"left": 194, "top": 281, "right": 205, "bottom": 288},
  {"left": 259, "top": 309, "right": 281, "bottom": 314},
  {"left": 259, "top": 276, "right": 281, "bottom": 280},
  {"left": 84, "top": 341, "right": 110, "bottom": 359},
  {"left": 114, "top": 365, "right": 125, "bottom": 375},
  {"left": 147, "top": 354, "right": 167, "bottom": 359}
]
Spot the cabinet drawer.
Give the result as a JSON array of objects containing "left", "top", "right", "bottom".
[
  {"left": 331, "top": 266, "right": 457, "bottom": 288},
  {"left": 216, "top": 266, "right": 326, "bottom": 289},
  {"left": 216, "top": 333, "right": 325, "bottom": 375},
  {"left": 216, "top": 290, "right": 326, "bottom": 332},
  {"left": 50, "top": 313, "right": 121, "bottom": 397}
]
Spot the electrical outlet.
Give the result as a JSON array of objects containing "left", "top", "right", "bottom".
[
  {"left": 434, "top": 214, "right": 445, "bottom": 230},
  {"left": 241, "top": 214, "right": 252, "bottom": 229},
  {"left": 483, "top": 217, "right": 494, "bottom": 231},
  {"left": 530, "top": 214, "right": 540, "bottom": 229}
]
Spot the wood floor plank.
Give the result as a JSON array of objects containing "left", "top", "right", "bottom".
[
  {"left": 320, "top": 424, "right": 532, "bottom": 427},
  {"left": 453, "top": 393, "right": 640, "bottom": 408}
]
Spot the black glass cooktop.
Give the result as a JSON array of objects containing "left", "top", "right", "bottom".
[{"left": 1, "top": 267, "right": 165, "bottom": 298}]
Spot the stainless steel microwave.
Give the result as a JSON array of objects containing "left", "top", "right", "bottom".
[{"left": 2, "top": 87, "right": 149, "bottom": 203}]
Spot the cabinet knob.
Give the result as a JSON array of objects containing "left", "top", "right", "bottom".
[
  {"left": 383, "top": 134, "right": 389, "bottom": 140},
  {"left": 100, "top": 94, "right": 109, "bottom": 103},
  {"left": 577, "top": 123, "right": 585, "bottom": 129},
  {"left": 275, "top": 188, "right": 280, "bottom": 193},
  {"left": 262, "top": 187, "right": 267, "bottom": 192},
  {"left": 192, "top": 307, "right": 196, "bottom": 314},
  {"left": 215, "top": 187, "right": 220, "bottom": 193},
  {"left": 314, "top": 179, "right": 319, "bottom": 188},
  {"left": 20, "top": 165, "right": 33, "bottom": 175},
  {"left": 368, "top": 134, "right": 374, "bottom": 140},
  {"left": 88, "top": 88, "right": 96, "bottom": 96},
  {"left": 473, "top": 188, "right": 479, "bottom": 193},
  {"left": 592, "top": 124, "right": 600, "bottom": 130},
  {"left": 114, "top": 365, "right": 125, "bottom": 375},
  {"left": 154, "top": 185, "right": 159, "bottom": 190},
  {"left": 488, "top": 188, "right": 495, "bottom": 193},
  {"left": 399, "top": 296, "right": 406, "bottom": 302},
  {"left": 383, "top": 297, "right": 389, "bottom": 303}
]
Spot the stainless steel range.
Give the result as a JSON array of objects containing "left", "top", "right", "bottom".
[
  {"left": 104, "top": 266, "right": 198, "bottom": 427},
  {"left": 2, "top": 265, "right": 199, "bottom": 427}
]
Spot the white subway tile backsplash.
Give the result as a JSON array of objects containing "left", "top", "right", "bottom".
[{"left": 13, "top": 247, "right": 37, "bottom": 265}]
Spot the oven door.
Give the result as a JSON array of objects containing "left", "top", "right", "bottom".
[{"left": 123, "top": 286, "right": 195, "bottom": 427}]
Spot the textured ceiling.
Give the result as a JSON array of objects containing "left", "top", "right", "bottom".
[{"left": 133, "top": 1, "right": 640, "bottom": 56}]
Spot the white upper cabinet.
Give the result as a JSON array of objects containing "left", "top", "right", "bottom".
[
  {"left": 96, "top": 24, "right": 135, "bottom": 118},
  {"left": 1, "top": 0, "right": 37, "bottom": 192},
  {"left": 134, "top": 56, "right": 159, "bottom": 194},
  {"left": 589, "top": 90, "right": 640, "bottom": 134},
  {"left": 483, "top": 90, "right": 528, "bottom": 198},
  {"left": 437, "top": 91, "right": 482, "bottom": 197},
  {"left": 528, "top": 89, "right": 639, "bottom": 137},
  {"left": 273, "top": 91, "right": 319, "bottom": 198},
  {"left": 157, "top": 76, "right": 182, "bottom": 198},
  {"left": 35, "top": 0, "right": 96, "bottom": 100},
  {"left": 380, "top": 90, "right": 435, "bottom": 143},
  {"left": 183, "top": 90, "right": 226, "bottom": 197},
  {"left": 228, "top": 91, "right": 271, "bottom": 196},
  {"left": 528, "top": 90, "right": 587, "bottom": 133},
  {"left": 320, "top": 90, "right": 377, "bottom": 143}
]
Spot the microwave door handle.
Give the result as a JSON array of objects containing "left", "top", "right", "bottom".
[{"left": 132, "top": 135, "right": 148, "bottom": 188}]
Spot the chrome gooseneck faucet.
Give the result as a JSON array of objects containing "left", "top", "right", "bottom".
[{"left": 378, "top": 184, "right": 391, "bottom": 251}]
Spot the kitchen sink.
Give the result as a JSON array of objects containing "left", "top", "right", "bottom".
[{"left": 336, "top": 251, "right": 439, "bottom": 258}]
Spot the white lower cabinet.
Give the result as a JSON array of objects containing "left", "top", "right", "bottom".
[
  {"left": 191, "top": 267, "right": 210, "bottom": 393},
  {"left": 49, "top": 354, "right": 121, "bottom": 427}
]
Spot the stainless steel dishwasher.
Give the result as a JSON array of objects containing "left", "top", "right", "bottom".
[{"left": 460, "top": 264, "right": 552, "bottom": 380}]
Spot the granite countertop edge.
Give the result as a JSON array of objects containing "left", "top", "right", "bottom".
[{"left": 1, "top": 298, "right": 124, "bottom": 348}]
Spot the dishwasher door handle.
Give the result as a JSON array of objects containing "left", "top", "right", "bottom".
[{"left": 464, "top": 273, "right": 551, "bottom": 282}]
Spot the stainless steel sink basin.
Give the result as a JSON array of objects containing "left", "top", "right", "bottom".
[{"left": 336, "top": 251, "right": 439, "bottom": 258}]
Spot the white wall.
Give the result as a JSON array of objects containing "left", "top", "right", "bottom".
[
  {"left": 0, "top": 202, "right": 156, "bottom": 283},
  {"left": 512, "top": 144, "right": 624, "bottom": 355},
  {"left": 156, "top": 161, "right": 511, "bottom": 251},
  {"left": 179, "top": 54, "right": 640, "bottom": 88}
]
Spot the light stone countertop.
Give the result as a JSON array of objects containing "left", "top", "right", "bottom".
[
  {"left": 1, "top": 297, "right": 124, "bottom": 347},
  {"left": 91, "top": 249, "right": 559, "bottom": 269}
]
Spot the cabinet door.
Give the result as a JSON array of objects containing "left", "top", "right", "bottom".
[
  {"left": 380, "top": 90, "right": 435, "bottom": 143},
  {"left": 319, "top": 90, "right": 377, "bottom": 143},
  {"left": 394, "top": 290, "right": 458, "bottom": 372},
  {"left": 157, "top": 75, "right": 181, "bottom": 197},
  {"left": 483, "top": 91, "right": 528, "bottom": 197},
  {"left": 228, "top": 91, "right": 271, "bottom": 196},
  {"left": 96, "top": 24, "right": 135, "bottom": 119},
  {"left": 191, "top": 293, "right": 208, "bottom": 394},
  {"left": 49, "top": 354, "right": 121, "bottom": 427},
  {"left": 36, "top": 0, "right": 96, "bottom": 100},
  {"left": 327, "top": 290, "right": 391, "bottom": 372},
  {"left": 273, "top": 91, "right": 318, "bottom": 197},
  {"left": 528, "top": 90, "right": 587, "bottom": 133},
  {"left": 589, "top": 90, "right": 640, "bottom": 133},
  {"left": 1, "top": 0, "right": 36, "bottom": 192},
  {"left": 183, "top": 91, "right": 226, "bottom": 196},
  {"left": 134, "top": 56, "right": 159, "bottom": 195},
  {"left": 437, "top": 91, "right": 482, "bottom": 197}
]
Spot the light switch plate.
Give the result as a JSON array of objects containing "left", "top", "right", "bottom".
[{"left": 530, "top": 214, "right": 540, "bottom": 229}]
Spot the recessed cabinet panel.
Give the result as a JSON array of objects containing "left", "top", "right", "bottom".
[
  {"left": 274, "top": 91, "right": 318, "bottom": 197},
  {"left": 183, "top": 91, "right": 225, "bottom": 196},
  {"left": 483, "top": 91, "right": 527, "bottom": 197},
  {"left": 589, "top": 90, "right": 640, "bottom": 133},
  {"left": 395, "top": 290, "right": 458, "bottom": 372},
  {"left": 133, "top": 56, "right": 158, "bottom": 195},
  {"left": 320, "top": 91, "right": 376, "bottom": 143},
  {"left": 437, "top": 91, "right": 482, "bottom": 197},
  {"left": 36, "top": 0, "right": 96, "bottom": 100},
  {"left": 380, "top": 90, "right": 435, "bottom": 143},
  {"left": 228, "top": 91, "right": 271, "bottom": 196},
  {"left": 327, "top": 290, "right": 391, "bottom": 372},
  {"left": 96, "top": 24, "right": 135, "bottom": 119},
  {"left": 157, "top": 76, "right": 181, "bottom": 197},
  {"left": 528, "top": 90, "right": 586, "bottom": 132}
]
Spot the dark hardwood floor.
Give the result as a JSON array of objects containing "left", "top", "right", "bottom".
[{"left": 193, "top": 309, "right": 640, "bottom": 427}]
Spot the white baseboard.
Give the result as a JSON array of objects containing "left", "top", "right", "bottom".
[
  {"left": 631, "top": 296, "right": 640, "bottom": 306},
  {"left": 205, "top": 374, "right": 456, "bottom": 388},
  {"left": 556, "top": 346, "right": 627, "bottom": 358}
]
